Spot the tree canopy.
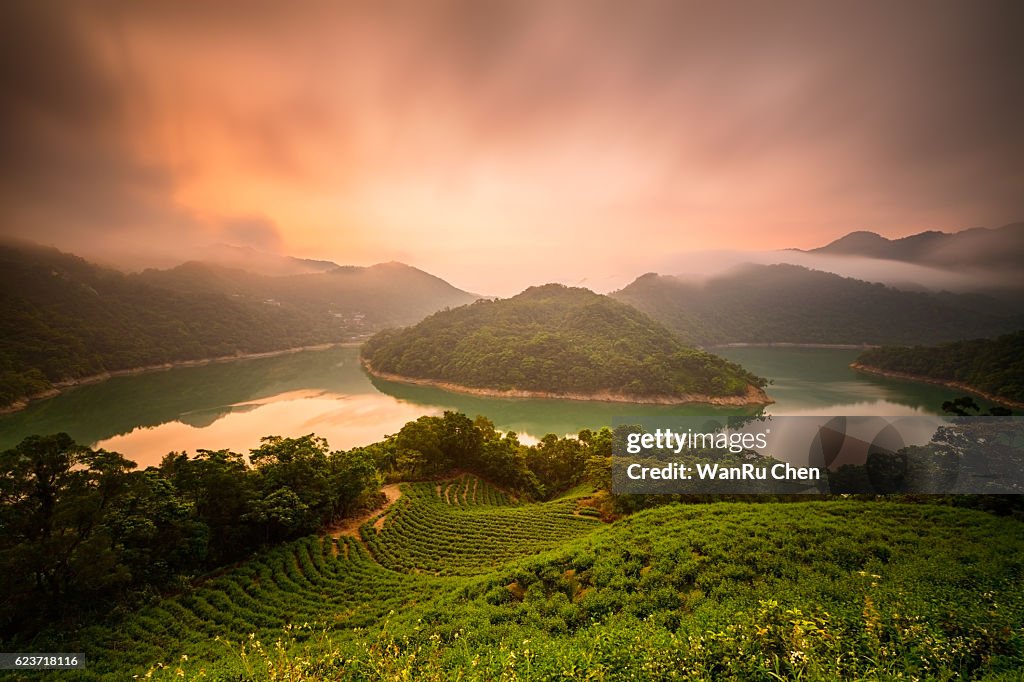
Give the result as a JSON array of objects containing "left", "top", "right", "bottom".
[
  {"left": 0, "top": 241, "right": 476, "bottom": 409},
  {"left": 855, "top": 331, "right": 1024, "bottom": 405},
  {"left": 362, "top": 284, "right": 765, "bottom": 399}
]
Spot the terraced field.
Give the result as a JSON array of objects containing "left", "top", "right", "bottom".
[
  {"left": 64, "top": 475, "right": 602, "bottom": 679},
  {"left": 35, "top": 482, "right": 1024, "bottom": 681},
  {"left": 363, "top": 475, "right": 601, "bottom": 576},
  {"left": 72, "top": 536, "right": 433, "bottom": 677}
]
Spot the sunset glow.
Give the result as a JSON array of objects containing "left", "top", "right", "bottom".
[{"left": 2, "top": 2, "right": 1022, "bottom": 294}]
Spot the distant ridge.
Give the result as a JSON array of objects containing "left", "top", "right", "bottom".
[
  {"left": 611, "top": 263, "right": 1023, "bottom": 346},
  {"left": 137, "top": 258, "right": 478, "bottom": 328},
  {"left": 805, "top": 222, "right": 1024, "bottom": 270}
]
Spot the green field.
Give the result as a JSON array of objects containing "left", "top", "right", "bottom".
[
  {"left": 22, "top": 476, "right": 1023, "bottom": 681},
  {"left": 363, "top": 476, "right": 600, "bottom": 576}
]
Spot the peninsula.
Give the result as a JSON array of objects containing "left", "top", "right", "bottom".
[
  {"left": 852, "top": 331, "right": 1024, "bottom": 409},
  {"left": 360, "top": 284, "right": 771, "bottom": 405}
]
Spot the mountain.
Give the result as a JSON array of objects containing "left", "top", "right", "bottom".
[
  {"left": 0, "top": 241, "right": 477, "bottom": 409},
  {"left": 611, "top": 264, "right": 1023, "bottom": 346},
  {"left": 135, "top": 259, "right": 478, "bottom": 329},
  {"left": 361, "top": 283, "right": 769, "bottom": 403},
  {"left": 806, "top": 221, "right": 1024, "bottom": 271}
]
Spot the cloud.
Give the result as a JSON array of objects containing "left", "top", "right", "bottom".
[
  {"left": 0, "top": 3, "right": 212, "bottom": 267},
  {"left": 218, "top": 216, "right": 284, "bottom": 254},
  {"left": 0, "top": 1, "right": 1022, "bottom": 292}
]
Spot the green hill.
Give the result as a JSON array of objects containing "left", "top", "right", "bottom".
[
  {"left": 611, "top": 264, "right": 1023, "bottom": 346},
  {"left": 854, "top": 331, "right": 1024, "bottom": 405},
  {"left": 360, "top": 284, "right": 769, "bottom": 403},
  {"left": 0, "top": 241, "right": 476, "bottom": 409},
  {"left": 362, "top": 477, "right": 599, "bottom": 576},
  {"left": 48, "top": 490, "right": 1024, "bottom": 680},
  {"left": 135, "top": 259, "right": 478, "bottom": 329}
]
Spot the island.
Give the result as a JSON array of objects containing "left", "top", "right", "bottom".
[
  {"left": 852, "top": 331, "right": 1024, "bottom": 409},
  {"left": 360, "top": 284, "right": 772, "bottom": 405}
]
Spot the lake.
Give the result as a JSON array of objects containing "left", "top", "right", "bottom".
[{"left": 0, "top": 345, "right": 983, "bottom": 468}]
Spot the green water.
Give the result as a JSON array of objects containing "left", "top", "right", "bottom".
[{"left": 0, "top": 345, "right": 980, "bottom": 467}]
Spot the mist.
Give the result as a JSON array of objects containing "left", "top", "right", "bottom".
[{"left": 648, "top": 247, "right": 1023, "bottom": 295}]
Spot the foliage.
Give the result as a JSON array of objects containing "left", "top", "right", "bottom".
[
  {"left": 0, "top": 434, "right": 136, "bottom": 635},
  {"left": 361, "top": 478, "right": 599, "bottom": 576},
  {"left": 0, "top": 412, "right": 606, "bottom": 640},
  {"left": 370, "top": 412, "right": 601, "bottom": 500},
  {"left": 0, "top": 242, "right": 475, "bottom": 409},
  {"left": 5, "top": 414, "right": 1024, "bottom": 680},
  {"left": 33, "top": 500, "right": 1024, "bottom": 680},
  {"left": 856, "top": 331, "right": 1024, "bottom": 404},
  {"left": 0, "top": 434, "right": 380, "bottom": 639},
  {"left": 362, "top": 284, "right": 766, "bottom": 398}
]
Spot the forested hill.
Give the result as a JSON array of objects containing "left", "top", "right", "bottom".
[
  {"left": 0, "top": 241, "right": 476, "bottom": 409},
  {"left": 853, "top": 331, "right": 1024, "bottom": 405},
  {"left": 611, "top": 264, "right": 1023, "bottom": 346},
  {"left": 361, "top": 284, "right": 768, "bottom": 402},
  {"left": 135, "top": 259, "right": 477, "bottom": 327}
]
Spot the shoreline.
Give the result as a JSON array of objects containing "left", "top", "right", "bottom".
[
  {"left": 361, "top": 358, "right": 774, "bottom": 407},
  {"left": 0, "top": 342, "right": 359, "bottom": 415},
  {"left": 850, "top": 363, "right": 1024, "bottom": 410}
]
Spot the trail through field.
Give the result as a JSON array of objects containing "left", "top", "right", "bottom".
[{"left": 326, "top": 483, "right": 403, "bottom": 539}]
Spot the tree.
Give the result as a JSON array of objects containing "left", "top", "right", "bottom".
[
  {"left": 160, "top": 448, "right": 255, "bottom": 563},
  {"left": 580, "top": 427, "right": 614, "bottom": 492},
  {"left": 440, "top": 411, "right": 483, "bottom": 468},
  {"left": 0, "top": 434, "right": 134, "bottom": 635},
  {"left": 329, "top": 447, "right": 380, "bottom": 518},
  {"left": 250, "top": 435, "right": 333, "bottom": 531},
  {"left": 106, "top": 472, "right": 208, "bottom": 587},
  {"left": 477, "top": 434, "right": 542, "bottom": 499},
  {"left": 393, "top": 417, "right": 446, "bottom": 476},
  {"left": 244, "top": 488, "right": 310, "bottom": 543},
  {"left": 525, "top": 434, "right": 587, "bottom": 498}
]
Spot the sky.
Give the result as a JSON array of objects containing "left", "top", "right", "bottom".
[{"left": 1, "top": 1, "right": 1022, "bottom": 296}]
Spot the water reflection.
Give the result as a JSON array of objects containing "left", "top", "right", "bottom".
[
  {"left": 367, "top": 375, "right": 757, "bottom": 438},
  {"left": 0, "top": 345, "right": 988, "bottom": 469},
  {"left": 97, "top": 392, "right": 439, "bottom": 467},
  {"left": 713, "top": 347, "right": 992, "bottom": 416}
]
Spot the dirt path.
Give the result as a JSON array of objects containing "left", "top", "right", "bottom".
[{"left": 325, "top": 483, "right": 403, "bottom": 539}]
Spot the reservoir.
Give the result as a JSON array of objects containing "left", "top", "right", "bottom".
[{"left": 0, "top": 345, "right": 985, "bottom": 468}]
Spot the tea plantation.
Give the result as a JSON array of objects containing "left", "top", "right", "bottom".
[
  {"left": 363, "top": 476, "right": 600, "bottom": 576},
  {"left": 23, "top": 479, "right": 1024, "bottom": 681}
]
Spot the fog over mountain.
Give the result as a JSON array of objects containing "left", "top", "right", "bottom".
[
  {"left": 807, "top": 222, "right": 1024, "bottom": 270},
  {"left": 651, "top": 222, "right": 1024, "bottom": 295},
  {"left": 612, "top": 264, "right": 1024, "bottom": 347}
]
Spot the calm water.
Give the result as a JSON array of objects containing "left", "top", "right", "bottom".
[{"left": 0, "top": 345, "right": 982, "bottom": 467}]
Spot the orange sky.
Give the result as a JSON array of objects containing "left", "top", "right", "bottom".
[{"left": 2, "top": 2, "right": 1022, "bottom": 295}]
